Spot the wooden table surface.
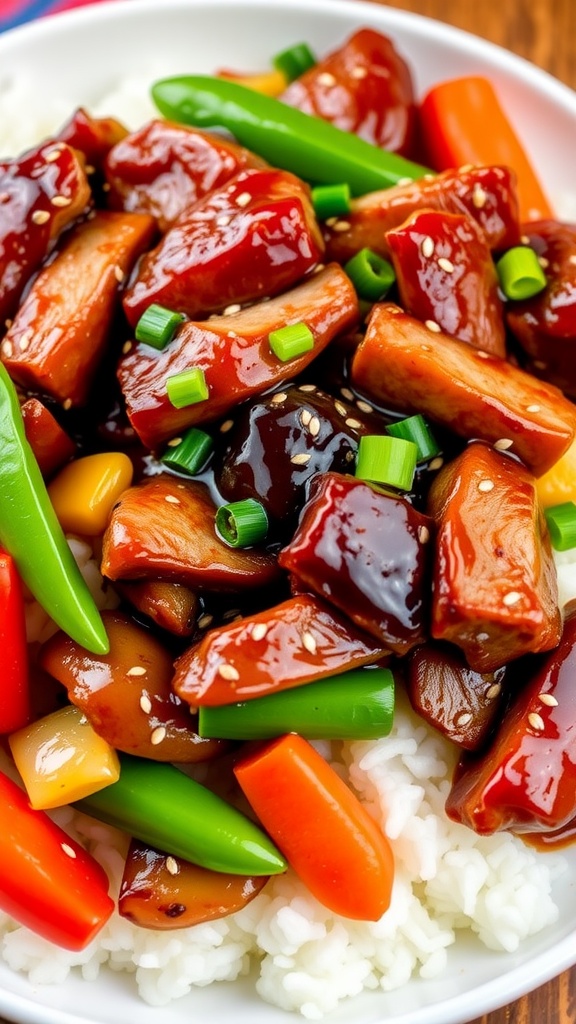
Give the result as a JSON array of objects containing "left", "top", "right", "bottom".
[{"left": 368, "top": 5, "right": 576, "bottom": 1024}]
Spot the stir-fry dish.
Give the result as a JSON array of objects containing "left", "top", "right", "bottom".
[{"left": 1, "top": 25, "right": 576, "bottom": 1018}]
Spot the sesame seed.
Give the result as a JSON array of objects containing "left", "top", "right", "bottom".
[
  {"left": 455, "top": 711, "right": 473, "bottom": 727},
  {"left": 218, "top": 662, "right": 240, "bottom": 681},
  {"left": 569, "top": 254, "right": 576, "bottom": 266},
  {"left": 165, "top": 856, "right": 179, "bottom": 875},
  {"left": 528, "top": 711, "right": 545, "bottom": 732},
  {"left": 302, "top": 630, "right": 317, "bottom": 655},
  {"left": 494, "top": 438, "right": 513, "bottom": 451},
  {"left": 397, "top": 177, "right": 413, "bottom": 187},
  {"left": 299, "top": 383, "right": 317, "bottom": 392},
  {"left": 122, "top": 340, "right": 133, "bottom": 354},
  {"left": 472, "top": 184, "right": 487, "bottom": 209},
  {"left": 538, "top": 256, "right": 549, "bottom": 269},
  {"left": 227, "top": 330, "right": 237, "bottom": 338},
  {"left": 45, "top": 147, "right": 63, "bottom": 162},
  {"left": 235, "top": 191, "right": 251, "bottom": 207},
  {"left": 216, "top": 214, "right": 232, "bottom": 227},
  {"left": 459, "top": 164, "right": 474, "bottom": 173},
  {"left": 114, "top": 264, "right": 124, "bottom": 283},
  {"left": 420, "top": 344, "right": 431, "bottom": 351},
  {"left": 32, "top": 209, "right": 50, "bottom": 225},
  {"left": 334, "top": 401, "right": 348, "bottom": 417},
  {"left": 317, "top": 72, "right": 336, "bottom": 86},
  {"left": 219, "top": 419, "right": 234, "bottom": 432},
  {"left": 418, "top": 525, "right": 430, "bottom": 544},
  {"left": 271, "top": 392, "right": 287, "bottom": 404},
  {"left": 198, "top": 613, "right": 214, "bottom": 629},
  {"left": 223, "top": 303, "right": 241, "bottom": 315},
  {"left": 308, "top": 415, "right": 321, "bottom": 437},
  {"left": 167, "top": 436, "right": 182, "bottom": 447},
  {"left": 127, "top": 665, "right": 147, "bottom": 677},
  {"left": 502, "top": 590, "right": 522, "bottom": 606},
  {"left": 533, "top": 359, "right": 548, "bottom": 370},
  {"left": 165, "top": 494, "right": 180, "bottom": 504},
  {"left": 2, "top": 341, "right": 13, "bottom": 358},
  {"left": 50, "top": 194, "right": 72, "bottom": 207},
  {"left": 526, "top": 403, "right": 541, "bottom": 413},
  {"left": 251, "top": 622, "right": 268, "bottom": 641},
  {"left": 84, "top": 164, "right": 96, "bottom": 176},
  {"left": 539, "top": 692, "right": 558, "bottom": 707},
  {"left": 222, "top": 608, "right": 241, "bottom": 621},
  {"left": 428, "top": 456, "right": 444, "bottom": 471},
  {"left": 485, "top": 683, "right": 501, "bottom": 701},
  {"left": 62, "top": 398, "right": 72, "bottom": 410},
  {"left": 332, "top": 220, "right": 351, "bottom": 232},
  {"left": 438, "top": 256, "right": 455, "bottom": 273},
  {"left": 150, "top": 725, "right": 167, "bottom": 745},
  {"left": 140, "top": 694, "right": 152, "bottom": 714},
  {"left": 4, "top": 319, "right": 12, "bottom": 329},
  {"left": 475, "top": 350, "right": 491, "bottom": 359},
  {"left": 340, "top": 387, "right": 354, "bottom": 401},
  {"left": 477, "top": 479, "right": 494, "bottom": 492},
  {"left": 325, "top": 216, "right": 338, "bottom": 227},
  {"left": 61, "top": 843, "right": 77, "bottom": 859},
  {"left": 351, "top": 66, "right": 368, "bottom": 79},
  {"left": 300, "top": 409, "right": 312, "bottom": 427},
  {"left": 421, "top": 235, "right": 434, "bottom": 258},
  {"left": 520, "top": 234, "right": 530, "bottom": 245},
  {"left": 345, "top": 417, "right": 362, "bottom": 430},
  {"left": 356, "top": 400, "right": 373, "bottom": 414},
  {"left": 291, "top": 452, "right": 312, "bottom": 465},
  {"left": 425, "top": 320, "right": 441, "bottom": 333}
]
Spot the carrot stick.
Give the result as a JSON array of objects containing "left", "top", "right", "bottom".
[
  {"left": 419, "top": 76, "right": 553, "bottom": 223},
  {"left": 234, "top": 733, "right": 394, "bottom": 920}
]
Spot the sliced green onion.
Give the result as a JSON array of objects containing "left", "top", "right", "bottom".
[
  {"left": 166, "top": 367, "right": 209, "bottom": 408},
  {"left": 272, "top": 42, "right": 317, "bottom": 83},
  {"left": 386, "top": 414, "right": 441, "bottom": 462},
  {"left": 198, "top": 667, "right": 395, "bottom": 741},
  {"left": 268, "top": 322, "right": 314, "bottom": 362},
  {"left": 344, "top": 247, "right": 396, "bottom": 301},
  {"left": 135, "top": 303, "right": 184, "bottom": 350},
  {"left": 311, "top": 182, "right": 351, "bottom": 220},
  {"left": 161, "top": 427, "right": 214, "bottom": 475},
  {"left": 355, "top": 434, "right": 418, "bottom": 491},
  {"left": 216, "top": 498, "right": 268, "bottom": 548},
  {"left": 544, "top": 501, "right": 576, "bottom": 551},
  {"left": 496, "top": 245, "right": 547, "bottom": 301}
]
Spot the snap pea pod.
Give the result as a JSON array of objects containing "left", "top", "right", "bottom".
[
  {"left": 75, "top": 754, "right": 287, "bottom": 876},
  {"left": 0, "top": 364, "right": 108, "bottom": 655},
  {"left": 151, "top": 76, "right": 430, "bottom": 196},
  {"left": 198, "top": 667, "right": 395, "bottom": 741}
]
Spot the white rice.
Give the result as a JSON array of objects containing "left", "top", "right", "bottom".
[{"left": 1, "top": 80, "right": 576, "bottom": 1019}]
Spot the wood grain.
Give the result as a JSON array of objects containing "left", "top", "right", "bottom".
[{"left": 364, "top": 4, "right": 576, "bottom": 1022}]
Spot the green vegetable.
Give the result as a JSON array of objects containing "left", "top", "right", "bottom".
[
  {"left": 386, "top": 414, "right": 441, "bottom": 462},
  {"left": 355, "top": 434, "right": 418, "bottom": 491},
  {"left": 216, "top": 498, "right": 269, "bottom": 548},
  {"left": 151, "top": 76, "right": 430, "bottom": 196},
  {"left": 166, "top": 366, "right": 209, "bottom": 408},
  {"left": 496, "top": 245, "right": 547, "bottom": 300},
  {"left": 75, "top": 755, "right": 287, "bottom": 876},
  {"left": 198, "top": 667, "right": 395, "bottom": 740},
  {"left": 544, "top": 501, "right": 576, "bottom": 551},
  {"left": 135, "top": 303, "right": 184, "bottom": 350},
  {"left": 344, "top": 247, "right": 396, "bottom": 301},
  {"left": 272, "top": 42, "right": 317, "bottom": 81},
  {"left": 268, "top": 321, "right": 314, "bottom": 362},
  {"left": 311, "top": 182, "right": 351, "bottom": 220},
  {"left": 161, "top": 427, "right": 214, "bottom": 475},
  {"left": 0, "top": 364, "right": 108, "bottom": 654}
]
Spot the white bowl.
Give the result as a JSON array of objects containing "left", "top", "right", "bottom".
[{"left": 1, "top": 2, "right": 576, "bottom": 1023}]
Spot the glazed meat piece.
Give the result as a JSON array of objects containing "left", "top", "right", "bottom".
[
  {"left": 323, "top": 165, "right": 520, "bottom": 263},
  {"left": 446, "top": 601, "right": 576, "bottom": 835},
  {"left": 385, "top": 207, "right": 506, "bottom": 356},
  {"left": 20, "top": 398, "right": 76, "bottom": 479},
  {"left": 280, "top": 28, "right": 416, "bottom": 156},
  {"left": 350, "top": 302, "right": 576, "bottom": 477},
  {"left": 2, "top": 210, "right": 156, "bottom": 406},
  {"left": 40, "top": 611, "right": 226, "bottom": 764},
  {"left": 117, "top": 263, "right": 359, "bottom": 449},
  {"left": 115, "top": 579, "right": 199, "bottom": 637},
  {"left": 122, "top": 167, "right": 324, "bottom": 326},
  {"left": 57, "top": 107, "right": 128, "bottom": 170},
  {"left": 104, "top": 119, "right": 265, "bottom": 232},
  {"left": 426, "top": 440, "right": 561, "bottom": 672},
  {"left": 101, "top": 474, "right": 279, "bottom": 592},
  {"left": 279, "top": 472, "right": 433, "bottom": 655}
]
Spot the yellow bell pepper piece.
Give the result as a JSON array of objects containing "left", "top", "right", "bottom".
[
  {"left": 9, "top": 704, "right": 120, "bottom": 810},
  {"left": 217, "top": 68, "right": 288, "bottom": 97},
  {"left": 48, "top": 452, "right": 133, "bottom": 536},
  {"left": 536, "top": 437, "right": 576, "bottom": 509}
]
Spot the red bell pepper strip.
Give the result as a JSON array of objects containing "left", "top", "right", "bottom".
[
  {"left": 0, "top": 770, "right": 114, "bottom": 949},
  {"left": 419, "top": 76, "right": 553, "bottom": 223},
  {"left": 234, "top": 733, "right": 394, "bottom": 921},
  {"left": 0, "top": 550, "right": 29, "bottom": 734}
]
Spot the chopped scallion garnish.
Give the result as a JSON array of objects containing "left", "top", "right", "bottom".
[
  {"left": 355, "top": 434, "right": 418, "bottom": 492},
  {"left": 544, "top": 501, "right": 576, "bottom": 551},
  {"left": 135, "top": 303, "right": 184, "bottom": 350},
  {"left": 166, "top": 367, "right": 209, "bottom": 408},
  {"left": 496, "top": 245, "right": 547, "bottom": 301},
  {"left": 161, "top": 428, "right": 214, "bottom": 475},
  {"left": 269, "top": 322, "right": 314, "bottom": 362},
  {"left": 386, "top": 414, "right": 441, "bottom": 462},
  {"left": 311, "top": 183, "right": 351, "bottom": 220},
  {"left": 216, "top": 498, "right": 269, "bottom": 548},
  {"left": 272, "top": 42, "right": 317, "bottom": 82},
  {"left": 344, "top": 248, "right": 396, "bottom": 301}
]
